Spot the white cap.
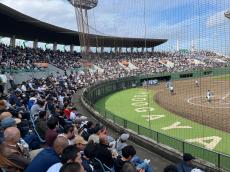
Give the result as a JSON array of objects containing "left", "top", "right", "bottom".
[{"left": 120, "top": 133, "right": 129, "bottom": 141}]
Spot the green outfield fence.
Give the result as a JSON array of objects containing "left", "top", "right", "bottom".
[{"left": 83, "top": 67, "right": 230, "bottom": 171}]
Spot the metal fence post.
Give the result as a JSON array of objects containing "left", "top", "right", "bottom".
[
  {"left": 124, "top": 120, "right": 127, "bottom": 128},
  {"left": 156, "top": 132, "right": 159, "bottom": 143},
  {"left": 182, "top": 142, "right": 185, "bottom": 154},
  {"left": 218, "top": 153, "right": 221, "bottom": 168}
]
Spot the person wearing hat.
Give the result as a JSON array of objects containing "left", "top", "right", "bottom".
[
  {"left": 116, "top": 133, "right": 130, "bottom": 156},
  {"left": 176, "top": 153, "right": 195, "bottom": 172},
  {"left": 0, "top": 117, "right": 21, "bottom": 129},
  {"left": 75, "top": 135, "right": 88, "bottom": 152}
]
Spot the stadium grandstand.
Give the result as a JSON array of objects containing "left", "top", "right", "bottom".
[{"left": 0, "top": 1, "right": 230, "bottom": 172}]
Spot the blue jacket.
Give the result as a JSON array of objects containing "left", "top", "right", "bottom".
[
  {"left": 176, "top": 161, "right": 193, "bottom": 172},
  {"left": 25, "top": 148, "right": 60, "bottom": 172}
]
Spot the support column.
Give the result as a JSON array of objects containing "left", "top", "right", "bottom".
[
  {"left": 70, "top": 44, "right": 74, "bottom": 53},
  {"left": 131, "top": 47, "right": 133, "bottom": 53},
  {"left": 115, "top": 47, "right": 118, "bottom": 54},
  {"left": 33, "top": 40, "right": 38, "bottom": 49},
  {"left": 152, "top": 47, "right": 154, "bottom": 52},
  {"left": 119, "top": 47, "right": 122, "bottom": 54},
  {"left": 101, "top": 47, "right": 104, "bottom": 53},
  {"left": 53, "top": 42, "right": 57, "bottom": 51},
  {"left": 126, "top": 48, "right": 128, "bottom": 53},
  {"left": 142, "top": 47, "right": 144, "bottom": 53},
  {"left": 10, "top": 36, "right": 16, "bottom": 47}
]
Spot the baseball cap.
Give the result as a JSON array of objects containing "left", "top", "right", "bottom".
[
  {"left": 0, "top": 117, "right": 21, "bottom": 129},
  {"left": 120, "top": 133, "right": 130, "bottom": 141},
  {"left": 0, "top": 111, "right": 12, "bottom": 121},
  {"left": 183, "top": 153, "right": 195, "bottom": 162},
  {"left": 75, "top": 135, "right": 88, "bottom": 145}
]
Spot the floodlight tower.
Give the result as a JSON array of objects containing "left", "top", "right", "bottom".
[
  {"left": 68, "top": 0, "right": 98, "bottom": 53},
  {"left": 224, "top": 11, "right": 230, "bottom": 19}
]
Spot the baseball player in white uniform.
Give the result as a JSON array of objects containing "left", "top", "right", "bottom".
[
  {"left": 206, "top": 90, "right": 212, "bottom": 103},
  {"left": 195, "top": 80, "right": 199, "bottom": 87},
  {"left": 169, "top": 85, "right": 174, "bottom": 95}
]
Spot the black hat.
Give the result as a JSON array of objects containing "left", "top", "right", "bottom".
[{"left": 183, "top": 153, "right": 195, "bottom": 162}]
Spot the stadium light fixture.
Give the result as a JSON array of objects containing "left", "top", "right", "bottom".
[
  {"left": 67, "top": 0, "right": 98, "bottom": 10},
  {"left": 224, "top": 11, "right": 230, "bottom": 19}
]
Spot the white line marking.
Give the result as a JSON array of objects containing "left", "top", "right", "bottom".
[
  {"left": 222, "top": 93, "right": 230, "bottom": 100},
  {"left": 187, "top": 96, "right": 230, "bottom": 108}
]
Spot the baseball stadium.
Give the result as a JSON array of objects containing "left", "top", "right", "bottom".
[{"left": 0, "top": 1, "right": 230, "bottom": 172}]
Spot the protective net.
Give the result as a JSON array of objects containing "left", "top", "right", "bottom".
[{"left": 71, "top": 0, "right": 230, "bottom": 170}]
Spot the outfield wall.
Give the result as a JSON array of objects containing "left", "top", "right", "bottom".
[{"left": 82, "top": 67, "right": 230, "bottom": 171}]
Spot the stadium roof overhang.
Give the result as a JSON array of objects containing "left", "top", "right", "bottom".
[{"left": 0, "top": 3, "right": 167, "bottom": 48}]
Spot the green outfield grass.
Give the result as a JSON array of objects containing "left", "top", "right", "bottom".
[
  {"left": 213, "top": 74, "right": 230, "bottom": 80},
  {"left": 95, "top": 88, "right": 230, "bottom": 169}
]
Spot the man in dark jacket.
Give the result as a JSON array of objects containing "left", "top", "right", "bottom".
[
  {"left": 114, "top": 145, "right": 136, "bottom": 172},
  {"left": 1, "top": 127, "right": 30, "bottom": 171},
  {"left": 95, "top": 136, "right": 114, "bottom": 169},
  {"left": 176, "top": 153, "right": 195, "bottom": 172},
  {"left": 25, "top": 136, "right": 68, "bottom": 172}
]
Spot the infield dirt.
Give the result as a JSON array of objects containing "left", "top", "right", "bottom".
[{"left": 154, "top": 77, "right": 230, "bottom": 133}]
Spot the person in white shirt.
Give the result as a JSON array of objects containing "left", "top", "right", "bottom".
[
  {"left": 206, "top": 90, "right": 213, "bottom": 103},
  {"left": 169, "top": 86, "right": 174, "bottom": 95},
  {"left": 195, "top": 80, "right": 199, "bottom": 87},
  {"left": 21, "top": 82, "right": 27, "bottom": 92},
  {"left": 0, "top": 71, "right": 8, "bottom": 95}
]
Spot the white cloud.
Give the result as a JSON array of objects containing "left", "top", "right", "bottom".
[
  {"left": 0, "top": 0, "right": 77, "bottom": 30},
  {"left": 206, "top": 10, "right": 229, "bottom": 28}
]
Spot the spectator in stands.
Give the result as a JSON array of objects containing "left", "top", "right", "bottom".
[
  {"left": 45, "top": 117, "right": 59, "bottom": 147},
  {"left": 8, "top": 90, "right": 22, "bottom": 108},
  {"left": 114, "top": 145, "right": 153, "bottom": 172},
  {"left": 0, "top": 117, "right": 21, "bottom": 129},
  {"left": 0, "top": 127, "right": 30, "bottom": 171},
  {"left": 25, "top": 136, "right": 69, "bottom": 172},
  {"left": 176, "top": 153, "right": 195, "bottom": 172},
  {"left": 35, "top": 111, "right": 47, "bottom": 140},
  {"left": 47, "top": 145, "right": 82, "bottom": 172},
  {"left": 82, "top": 143, "right": 97, "bottom": 172},
  {"left": 116, "top": 133, "right": 130, "bottom": 155},
  {"left": 30, "top": 99, "right": 47, "bottom": 118},
  {"left": 75, "top": 135, "right": 88, "bottom": 152},
  {"left": 0, "top": 71, "right": 7, "bottom": 96},
  {"left": 164, "top": 164, "right": 178, "bottom": 172},
  {"left": 95, "top": 136, "right": 114, "bottom": 170},
  {"left": 58, "top": 124, "right": 75, "bottom": 145},
  {"left": 88, "top": 124, "right": 106, "bottom": 144},
  {"left": 120, "top": 162, "right": 145, "bottom": 172},
  {"left": 80, "top": 121, "right": 94, "bottom": 141},
  {"left": 59, "top": 162, "right": 84, "bottom": 172}
]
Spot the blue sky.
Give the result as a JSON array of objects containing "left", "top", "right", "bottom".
[{"left": 0, "top": 0, "right": 229, "bottom": 55}]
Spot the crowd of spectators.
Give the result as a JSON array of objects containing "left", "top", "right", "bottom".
[
  {"left": 0, "top": 43, "right": 215, "bottom": 171},
  {"left": 1, "top": 43, "right": 229, "bottom": 77},
  {"left": 0, "top": 69, "right": 205, "bottom": 172},
  {"left": 0, "top": 44, "right": 81, "bottom": 71}
]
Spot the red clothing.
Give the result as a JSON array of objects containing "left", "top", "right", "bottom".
[
  {"left": 45, "top": 129, "right": 58, "bottom": 147},
  {"left": 64, "top": 109, "right": 71, "bottom": 119}
]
